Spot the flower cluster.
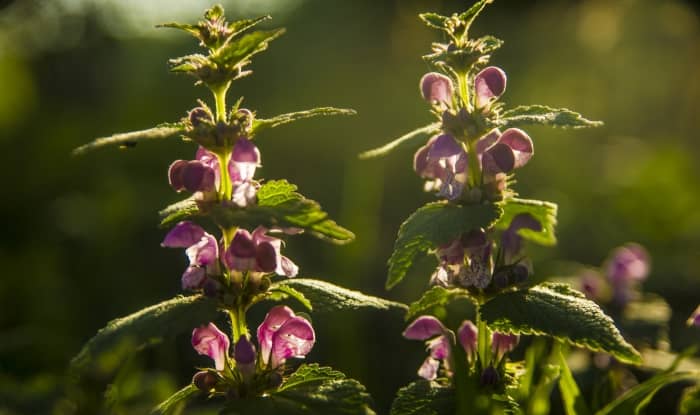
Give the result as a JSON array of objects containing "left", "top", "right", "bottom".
[
  {"left": 403, "top": 316, "right": 519, "bottom": 383},
  {"left": 162, "top": 221, "right": 297, "bottom": 293},
  {"left": 191, "top": 306, "right": 315, "bottom": 395}
]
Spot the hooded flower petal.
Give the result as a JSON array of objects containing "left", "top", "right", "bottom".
[
  {"left": 498, "top": 128, "right": 533, "bottom": 169},
  {"left": 185, "top": 233, "right": 219, "bottom": 266},
  {"left": 229, "top": 138, "right": 260, "bottom": 182},
  {"left": 270, "top": 316, "right": 315, "bottom": 368},
  {"left": 161, "top": 221, "right": 206, "bottom": 248},
  {"left": 474, "top": 66, "right": 507, "bottom": 108},
  {"left": 458, "top": 320, "right": 478, "bottom": 358},
  {"left": 491, "top": 332, "right": 519, "bottom": 361},
  {"left": 192, "top": 323, "right": 230, "bottom": 371},
  {"left": 420, "top": 72, "right": 453, "bottom": 105},
  {"left": 418, "top": 356, "right": 441, "bottom": 380},
  {"left": 482, "top": 143, "right": 515, "bottom": 175},
  {"left": 181, "top": 266, "right": 207, "bottom": 291},
  {"left": 257, "top": 305, "right": 296, "bottom": 365},
  {"left": 403, "top": 316, "right": 447, "bottom": 340},
  {"left": 234, "top": 336, "right": 257, "bottom": 379},
  {"left": 196, "top": 146, "right": 221, "bottom": 188},
  {"left": 606, "top": 243, "right": 650, "bottom": 285}
]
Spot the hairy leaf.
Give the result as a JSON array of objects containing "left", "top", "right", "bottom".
[
  {"left": 214, "top": 29, "right": 286, "bottom": 68},
  {"left": 359, "top": 123, "right": 441, "bottom": 160},
  {"left": 266, "top": 283, "right": 312, "bottom": 311},
  {"left": 221, "top": 364, "right": 376, "bottom": 415},
  {"left": 273, "top": 279, "right": 407, "bottom": 313},
  {"left": 72, "top": 124, "right": 185, "bottom": 155},
  {"left": 595, "top": 371, "right": 699, "bottom": 415},
  {"left": 150, "top": 384, "right": 198, "bottom": 415},
  {"left": 159, "top": 197, "right": 200, "bottom": 227},
  {"left": 558, "top": 348, "right": 591, "bottom": 415},
  {"left": 418, "top": 13, "right": 450, "bottom": 31},
  {"left": 480, "top": 283, "right": 642, "bottom": 364},
  {"left": 253, "top": 107, "right": 357, "bottom": 135},
  {"left": 496, "top": 198, "right": 558, "bottom": 246},
  {"left": 387, "top": 201, "right": 502, "bottom": 289},
  {"left": 405, "top": 286, "right": 475, "bottom": 321},
  {"left": 497, "top": 105, "right": 603, "bottom": 129},
  {"left": 70, "top": 295, "right": 220, "bottom": 377},
  {"left": 390, "top": 380, "right": 455, "bottom": 415}
]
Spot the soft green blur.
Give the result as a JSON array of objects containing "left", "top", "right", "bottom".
[{"left": 1, "top": 0, "right": 699, "bottom": 413}]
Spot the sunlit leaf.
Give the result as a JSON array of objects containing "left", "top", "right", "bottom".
[
  {"left": 72, "top": 124, "right": 185, "bottom": 155},
  {"left": 405, "top": 286, "right": 475, "bottom": 321},
  {"left": 497, "top": 105, "right": 603, "bottom": 129},
  {"left": 390, "top": 380, "right": 454, "bottom": 415},
  {"left": 558, "top": 347, "right": 591, "bottom": 415},
  {"left": 495, "top": 198, "right": 558, "bottom": 246},
  {"left": 252, "top": 107, "right": 356, "bottom": 135},
  {"left": 481, "top": 283, "right": 642, "bottom": 364},
  {"left": 359, "top": 123, "right": 441, "bottom": 160},
  {"left": 150, "top": 384, "right": 198, "bottom": 415}
]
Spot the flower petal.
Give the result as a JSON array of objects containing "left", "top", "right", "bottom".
[
  {"left": 255, "top": 242, "right": 278, "bottom": 273},
  {"left": 403, "top": 316, "right": 447, "bottom": 340},
  {"left": 181, "top": 266, "right": 207, "bottom": 291},
  {"left": 192, "top": 323, "right": 230, "bottom": 371},
  {"left": 257, "top": 305, "right": 295, "bottom": 365},
  {"left": 417, "top": 356, "right": 440, "bottom": 381},
  {"left": 420, "top": 72, "right": 453, "bottom": 104},
  {"left": 498, "top": 128, "right": 533, "bottom": 169},
  {"left": 474, "top": 66, "right": 507, "bottom": 108},
  {"left": 168, "top": 160, "right": 188, "bottom": 192},
  {"left": 482, "top": 143, "right": 515, "bottom": 174},
  {"left": 162, "top": 221, "right": 206, "bottom": 248},
  {"left": 270, "top": 316, "right": 315, "bottom": 368},
  {"left": 457, "top": 320, "right": 478, "bottom": 357},
  {"left": 186, "top": 234, "right": 219, "bottom": 266}
]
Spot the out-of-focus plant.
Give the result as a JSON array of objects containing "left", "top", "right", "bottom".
[
  {"left": 69, "top": 5, "right": 407, "bottom": 414},
  {"left": 361, "top": 1, "right": 698, "bottom": 414}
]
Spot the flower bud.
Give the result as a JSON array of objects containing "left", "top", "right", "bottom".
[
  {"left": 420, "top": 72, "right": 453, "bottom": 105},
  {"left": 457, "top": 320, "right": 478, "bottom": 359},
  {"left": 403, "top": 316, "right": 447, "bottom": 340},
  {"left": 192, "top": 370, "right": 218, "bottom": 392},
  {"left": 268, "top": 371, "right": 283, "bottom": 388},
  {"left": 474, "top": 66, "right": 507, "bottom": 108},
  {"left": 512, "top": 264, "right": 529, "bottom": 284},
  {"left": 491, "top": 332, "right": 519, "bottom": 361},
  {"left": 234, "top": 336, "right": 257, "bottom": 380},
  {"left": 480, "top": 365, "right": 500, "bottom": 386},
  {"left": 189, "top": 107, "right": 213, "bottom": 127}
]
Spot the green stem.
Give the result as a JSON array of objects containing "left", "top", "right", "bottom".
[
  {"left": 212, "top": 82, "right": 231, "bottom": 123},
  {"left": 476, "top": 304, "right": 491, "bottom": 368},
  {"left": 465, "top": 139, "right": 481, "bottom": 189},
  {"left": 216, "top": 151, "right": 233, "bottom": 201},
  {"left": 456, "top": 71, "right": 472, "bottom": 113},
  {"left": 228, "top": 305, "right": 249, "bottom": 343}
]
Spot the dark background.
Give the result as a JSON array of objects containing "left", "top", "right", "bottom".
[{"left": 1, "top": 0, "right": 699, "bottom": 413}]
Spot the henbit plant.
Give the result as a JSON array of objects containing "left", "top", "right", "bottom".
[
  {"left": 70, "top": 5, "right": 405, "bottom": 414},
  {"left": 360, "top": 1, "right": 698, "bottom": 414}
]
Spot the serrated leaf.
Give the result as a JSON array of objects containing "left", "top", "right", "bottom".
[
  {"left": 387, "top": 201, "right": 502, "bottom": 290},
  {"left": 480, "top": 283, "right": 642, "bottom": 364},
  {"left": 418, "top": 12, "right": 449, "bottom": 30},
  {"left": 221, "top": 364, "right": 376, "bottom": 415},
  {"left": 211, "top": 180, "right": 355, "bottom": 243},
  {"left": 72, "top": 125, "right": 185, "bottom": 155},
  {"left": 252, "top": 107, "right": 357, "bottom": 135},
  {"left": 70, "top": 295, "right": 220, "bottom": 378},
  {"left": 405, "top": 286, "right": 475, "bottom": 321},
  {"left": 558, "top": 347, "right": 591, "bottom": 415},
  {"left": 359, "top": 123, "right": 441, "bottom": 160},
  {"left": 159, "top": 197, "right": 200, "bottom": 227},
  {"left": 266, "top": 283, "right": 312, "bottom": 311},
  {"left": 227, "top": 15, "right": 271, "bottom": 40},
  {"left": 168, "top": 53, "right": 209, "bottom": 73},
  {"left": 390, "top": 380, "right": 455, "bottom": 415},
  {"left": 496, "top": 198, "right": 558, "bottom": 246},
  {"left": 595, "top": 371, "right": 699, "bottom": 415},
  {"left": 459, "top": 0, "right": 493, "bottom": 38},
  {"left": 150, "top": 384, "right": 198, "bottom": 415},
  {"left": 497, "top": 105, "right": 603, "bottom": 129},
  {"left": 214, "top": 29, "right": 286, "bottom": 68},
  {"left": 274, "top": 279, "right": 407, "bottom": 313}
]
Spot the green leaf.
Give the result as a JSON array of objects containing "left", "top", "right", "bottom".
[
  {"left": 70, "top": 295, "right": 220, "bottom": 378},
  {"left": 496, "top": 198, "right": 558, "bottom": 246},
  {"left": 480, "top": 283, "right": 642, "bottom": 364},
  {"left": 405, "top": 286, "right": 475, "bottom": 321},
  {"left": 558, "top": 347, "right": 591, "bottom": 415},
  {"left": 252, "top": 107, "right": 357, "bottom": 135},
  {"left": 418, "top": 12, "right": 450, "bottom": 30},
  {"left": 498, "top": 105, "right": 603, "bottom": 129},
  {"left": 72, "top": 124, "right": 185, "bottom": 155},
  {"left": 221, "top": 364, "right": 376, "bottom": 415},
  {"left": 150, "top": 384, "right": 198, "bottom": 415},
  {"left": 359, "top": 123, "right": 441, "bottom": 160},
  {"left": 390, "top": 380, "right": 454, "bottom": 415},
  {"left": 273, "top": 279, "right": 407, "bottom": 313},
  {"left": 680, "top": 385, "right": 700, "bottom": 415},
  {"left": 159, "top": 197, "right": 200, "bottom": 227},
  {"left": 267, "top": 283, "right": 313, "bottom": 311},
  {"left": 458, "top": 0, "right": 493, "bottom": 38},
  {"left": 211, "top": 180, "right": 355, "bottom": 243},
  {"left": 595, "top": 371, "right": 699, "bottom": 415},
  {"left": 227, "top": 15, "right": 272, "bottom": 40},
  {"left": 387, "top": 201, "right": 502, "bottom": 289},
  {"left": 214, "top": 29, "right": 286, "bottom": 68}
]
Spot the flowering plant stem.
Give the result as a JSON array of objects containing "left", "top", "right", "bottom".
[{"left": 229, "top": 306, "right": 248, "bottom": 343}]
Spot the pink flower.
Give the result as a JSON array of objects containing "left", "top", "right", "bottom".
[
  {"left": 491, "top": 332, "right": 519, "bottom": 361},
  {"left": 403, "top": 316, "right": 453, "bottom": 380},
  {"left": 420, "top": 72, "right": 454, "bottom": 105},
  {"left": 257, "top": 306, "right": 315, "bottom": 368},
  {"left": 223, "top": 227, "right": 298, "bottom": 277},
  {"left": 474, "top": 66, "right": 507, "bottom": 108},
  {"left": 192, "top": 323, "right": 230, "bottom": 371},
  {"left": 161, "top": 221, "right": 219, "bottom": 291}
]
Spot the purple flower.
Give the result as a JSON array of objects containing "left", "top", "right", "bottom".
[
  {"left": 168, "top": 159, "right": 217, "bottom": 194},
  {"left": 256, "top": 306, "right": 315, "bottom": 368},
  {"left": 403, "top": 316, "right": 454, "bottom": 380},
  {"left": 420, "top": 72, "right": 453, "bottom": 105},
  {"left": 234, "top": 336, "right": 257, "bottom": 379},
  {"left": 223, "top": 227, "right": 298, "bottom": 277},
  {"left": 476, "top": 128, "right": 534, "bottom": 181},
  {"left": 491, "top": 332, "right": 519, "bottom": 361},
  {"left": 192, "top": 323, "right": 230, "bottom": 371},
  {"left": 414, "top": 134, "right": 468, "bottom": 200},
  {"left": 500, "top": 213, "right": 542, "bottom": 264},
  {"left": 430, "top": 229, "right": 493, "bottom": 289},
  {"left": 457, "top": 320, "right": 478, "bottom": 361},
  {"left": 229, "top": 138, "right": 261, "bottom": 207},
  {"left": 474, "top": 66, "right": 507, "bottom": 108},
  {"left": 688, "top": 305, "right": 700, "bottom": 328},
  {"left": 605, "top": 243, "right": 650, "bottom": 305},
  {"left": 162, "top": 221, "right": 219, "bottom": 291}
]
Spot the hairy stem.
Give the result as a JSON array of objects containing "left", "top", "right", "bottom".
[
  {"left": 229, "top": 305, "right": 249, "bottom": 343},
  {"left": 216, "top": 151, "right": 233, "bottom": 201},
  {"left": 212, "top": 82, "right": 231, "bottom": 123},
  {"left": 476, "top": 305, "right": 491, "bottom": 368}
]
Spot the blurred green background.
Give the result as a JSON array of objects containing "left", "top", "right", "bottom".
[{"left": 1, "top": 0, "right": 699, "bottom": 413}]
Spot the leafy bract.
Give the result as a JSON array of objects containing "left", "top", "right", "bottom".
[
  {"left": 480, "top": 283, "right": 642, "bottom": 364},
  {"left": 221, "top": 364, "right": 376, "bottom": 415},
  {"left": 70, "top": 295, "right": 220, "bottom": 378},
  {"left": 252, "top": 107, "right": 357, "bottom": 135},
  {"left": 418, "top": 0, "right": 492, "bottom": 42},
  {"left": 272, "top": 278, "right": 407, "bottom": 314},
  {"left": 496, "top": 105, "right": 603, "bottom": 129},
  {"left": 595, "top": 371, "right": 699, "bottom": 415},
  {"left": 265, "top": 283, "right": 312, "bottom": 311},
  {"left": 150, "top": 384, "right": 198, "bottom": 415},
  {"left": 212, "top": 29, "right": 286, "bottom": 68},
  {"left": 496, "top": 198, "right": 558, "bottom": 246},
  {"left": 390, "top": 380, "right": 455, "bottom": 415},
  {"left": 72, "top": 124, "right": 185, "bottom": 155},
  {"left": 405, "top": 286, "right": 475, "bottom": 321},
  {"left": 387, "top": 201, "right": 502, "bottom": 289},
  {"left": 159, "top": 180, "right": 355, "bottom": 244},
  {"left": 358, "top": 123, "right": 441, "bottom": 160}
]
